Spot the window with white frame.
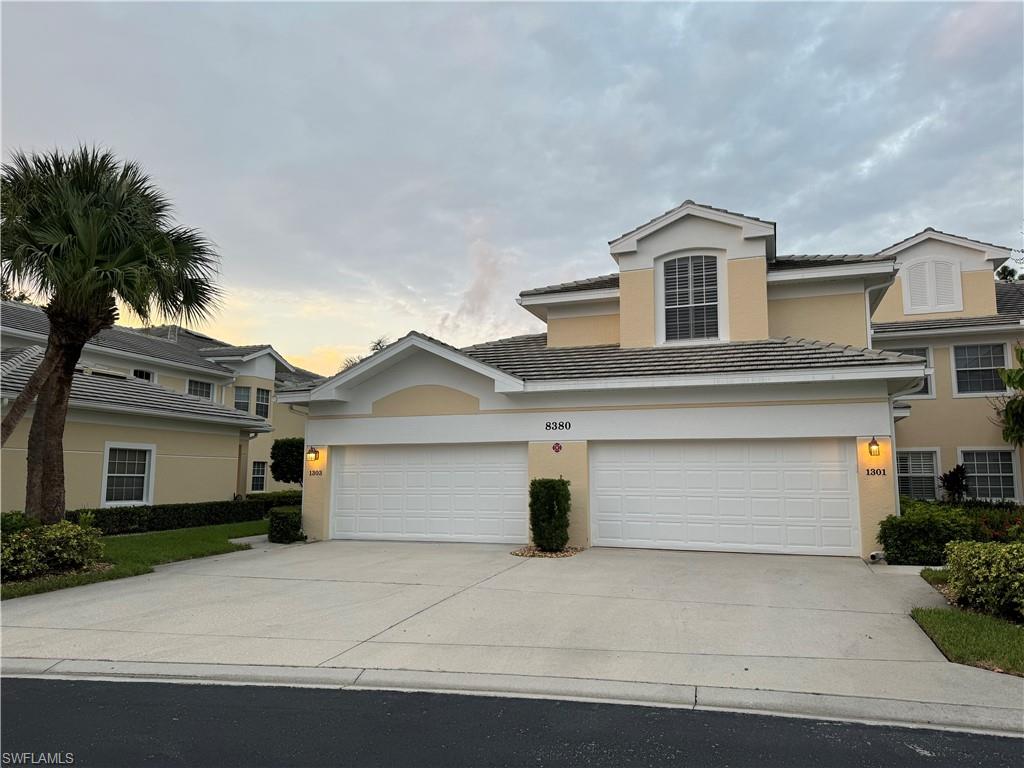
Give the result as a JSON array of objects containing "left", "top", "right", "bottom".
[
  {"left": 104, "top": 445, "right": 153, "bottom": 504},
  {"left": 954, "top": 344, "right": 1006, "bottom": 394},
  {"left": 132, "top": 369, "right": 154, "bottom": 382},
  {"left": 187, "top": 379, "right": 214, "bottom": 400},
  {"left": 255, "top": 388, "right": 271, "bottom": 418},
  {"left": 962, "top": 450, "right": 1017, "bottom": 500},
  {"left": 234, "top": 386, "right": 251, "bottom": 412},
  {"left": 664, "top": 255, "right": 718, "bottom": 341},
  {"left": 886, "top": 347, "right": 931, "bottom": 396},
  {"left": 896, "top": 451, "right": 938, "bottom": 499},
  {"left": 902, "top": 259, "right": 961, "bottom": 313},
  {"left": 251, "top": 461, "right": 267, "bottom": 492}
]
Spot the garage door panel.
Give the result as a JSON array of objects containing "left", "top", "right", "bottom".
[
  {"left": 591, "top": 439, "right": 859, "bottom": 556},
  {"left": 331, "top": 444, "right": 528, "bottom": 543}
]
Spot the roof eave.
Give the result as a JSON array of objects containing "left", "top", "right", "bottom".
[
  {"left": 766, "top": 262, "right": 897, "bottom": 283},
  {"left": 609, "top": 203, "right": 776, "bottom": 256},
  {"left": 871, "top": 321, "right": 1024, "bottom": 339}
]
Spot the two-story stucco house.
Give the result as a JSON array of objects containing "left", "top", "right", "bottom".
[
  {"left": 1, "top": 302, "right": 322, "bottom": 511},
  {"left": 283, "top": 200, "right": 1021, "bottom": 559}
]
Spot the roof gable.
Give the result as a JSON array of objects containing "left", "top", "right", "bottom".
[
  {"left": 609, "top": 200, "right": 776, "bottom": 255},
  {"left": 877, "top": 228, "right": 1013, "bottom": 262}
]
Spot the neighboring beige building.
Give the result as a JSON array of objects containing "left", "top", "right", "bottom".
[
  {"left": 1, "top": 302, "right": 322, "bottom": 511},
  {"left": 285, "top": 200, "right": 978, "bottom": 559}
]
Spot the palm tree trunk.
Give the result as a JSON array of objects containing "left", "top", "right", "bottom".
[
  {"left": 23, "top": 339, "right": 85, "bottom": 523},
  {"left": 1, "top": 338, "right": 62, "bottom": 446}
]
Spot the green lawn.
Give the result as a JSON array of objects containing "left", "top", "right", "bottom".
[
  {"left": 912, "top": 607, "right": 1024, "bottom": 677},
  {"left": 1, "top": 519, "right": 268, "bottom": 600},
  {"left": 920, "top": 567, "right": 949, "bottom": 586}
]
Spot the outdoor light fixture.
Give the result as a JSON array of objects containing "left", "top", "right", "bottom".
[
  {"left": 305, "top": 447, "right": 320, "bottom": 462},
  {"left": 868, "top": 437, "right": 880, "bottom": 457}
]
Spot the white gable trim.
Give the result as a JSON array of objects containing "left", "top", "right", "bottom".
[
  {"left": 610, "top": 203, "right": 775, "bottom": 255},
  {"left": 309, "top": 334, "right": 524, "bottom": 402},
  {"left": 203, "top": 346, "right": 295, "bottom": 372},
  {"left": 878, "top": 231, "right": 1012, "bottom": 263}
]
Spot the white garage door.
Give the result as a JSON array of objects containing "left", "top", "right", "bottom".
[
  {"left": 331, "top": 443, "right": 528, "bottom": 543},
  {"left": 590, "top": 439, "right": 860, "bottom": 555}
]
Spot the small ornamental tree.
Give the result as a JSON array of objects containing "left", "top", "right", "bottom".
[
  {"left": 270, "top": 437, "right": 304, "bottom": 486},
  {"left": 996, "top": 346, "right": 1024, "bottom": 447},
  {"left": 939, "top": 465, "right": 969, "bottom": 504}
]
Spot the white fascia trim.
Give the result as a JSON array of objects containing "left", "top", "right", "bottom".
[
  {"left": 609, "top": 204, "right": 775, "bottom": 255},
  {"left": 276, "top": 389, "right": 314, "bottom": 403},
  {"left": 518, "top": 287, "right": 620, "bottom": 307},
  {"left": 518, "top": 364, "right": 925, "bottom": 393},
  {"left": 60, "top": 398, "right": 273, "bottom": 432},
  {"left": 871, "top": 322, "right": 1024, "bottom": 340},
  {"left": 309, "top": 335, "right": 524, "bottom": 401},
  {"left": 766, "top": 262, "right": 896, "bottom": 283},
  {"left": 1, "top": 327, "right": 235, "bottom": 380},
  {"left": 878, "top": 231, "right": 1012, "bottom": 261}
]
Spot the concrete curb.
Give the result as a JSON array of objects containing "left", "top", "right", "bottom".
[{"left": 3, "top": 657, "right": 1021, "bottom": 737}]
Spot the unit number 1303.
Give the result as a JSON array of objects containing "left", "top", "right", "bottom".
[{"left": 545, "top": 421, "right": 571, "bottom": 431}]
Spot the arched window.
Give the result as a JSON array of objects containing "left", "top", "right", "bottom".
[{"left": 664, "top": 255, "right": 718, "bottom": 340}]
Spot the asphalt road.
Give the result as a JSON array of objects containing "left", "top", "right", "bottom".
[{"left": 1, "top": 678, "right": 1019, "bottom": 767}]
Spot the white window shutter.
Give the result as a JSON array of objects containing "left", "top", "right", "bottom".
[
  {"left": 906, "top": 263, "right": 931, "bottom": 309},
  {"left": 933, "top": 261, "right": 957, "bottom": 306}
]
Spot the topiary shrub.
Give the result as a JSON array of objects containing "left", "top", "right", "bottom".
[
  {"left": 1, "top": 521, "right": 103, "bottom": 582},
  {"left": 945, "top": 541, "right": 1024, "bottom": 622},
  {"left": 529, "top": 478, "right": 571, "bottom": 552},
  {"left": 268, "top": 506, "right": 305, "bottom": 544},
  {"left": 878, "top": 505, "right": 976, "bottom": 565}
]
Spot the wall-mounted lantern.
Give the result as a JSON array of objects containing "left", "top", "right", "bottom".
[
  {"left": 868, "top": 437, "right": 880, "bottom": 457},
  {"left": 305, "top": 446, "right": 320, "bottom": 463}
]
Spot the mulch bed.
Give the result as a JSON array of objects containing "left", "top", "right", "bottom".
[{"left": 510, "top": 545, "right": 583, "bottom": 559}]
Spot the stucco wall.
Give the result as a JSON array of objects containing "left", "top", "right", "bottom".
[
  {"left": 856, "top": 435, "right": 896, "bottom": 558},
  {"left": 768, "top": 292, "right": 869, "bottom": 347},
  {"left": 547, "top": 313, "right": 620, "bottom": 347},
  {"left": 301, "top": 444, "right": 331, "bottom": 541},
  {"left": 245, "top": 399, "right": 307, "bottom": 493},
  {"left": 528, "top": 440, "right": 590, "bottom": 548},
  {"left": 619, "top": 268, "right": 655, "bottom": 348},
  {"left": 727, "top": 257, "right": 770, "bottom": 340},
  {"left": 372, "top": 385, "right": 481, "bottom": 416},
  {"left": 1, "top": 411, "right": 240, "bottom": 512},
  {"left": 873, "top": 271, "right": 997, "bottom": 323}
]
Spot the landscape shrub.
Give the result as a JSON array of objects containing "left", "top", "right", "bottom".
[
  {"left": 268, "top": 506, "right": 305, "bottom": 544},
  {"left": 0, "top": 511, "right": 43, "bottom": 533},
  {"left": 1, "top": 521, "right": 102, "bottom": 582},
  {"left": 529, "top": 478, "right": 571, "bottom": 552},
  {"left": 944, "top": 541, "right": 1024, "bottom": 622},
  {"left": 878, "top": 503, "right": 976, "bottom": 565},
  {"left": 246, "top": 490, "right": 303, "bottom": 508},
  {"left": 67, "top": 495, "right": 286, "bottom": 536}
]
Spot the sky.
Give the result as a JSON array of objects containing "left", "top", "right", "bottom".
[{"left": 3, "top": 1, "right": 1022, "bottom": 375}]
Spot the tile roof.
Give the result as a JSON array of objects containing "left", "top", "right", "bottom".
[
  {"left": 610, "top": 199, "right": 775, "bottom": 245},
  {"left": 872, "top": 315, "right": 1024, "bottom": 335},
  {"left": 198, "top": 344, "right": 274, "bottom": 358},
  {"left": 881, "top": 227, "right": 1016, "bottom": 255},
  {"left": 519, "top": 273, "right": 620, "bottom": 298},
  {"left": 1, "top": 302, "right": 230, "bottom": 374},
  {"left": 769, "top": 253, "right": 895, "bottom": 271},
  {"left": 460, "top": 334, "right": 920, "bottom": 382},
  {"left": 1, "top": 346, "right": 270, "bottom": 430},
  {"left": 996, "top": 281, "right": 1024, "bottom": 316}
]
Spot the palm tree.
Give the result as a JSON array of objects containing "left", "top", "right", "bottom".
[{"left": 1, "top": 147, "right": 220, "bottom": 521}]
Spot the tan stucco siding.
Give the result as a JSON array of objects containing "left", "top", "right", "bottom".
[
  {"left": 229, "top": 376, "right": 276, "bottom": 419},
  {"left": 619, "top": 269, "right": 655, "bottom": 348},
  {"left": 301, "top": 445, "right": 331, "bottom": 541},
  {"left": 856, "top": 435, "right": 896, "bottom": 558},
  {"left": 1, "top": 416, "right": 239, "bottom": 512},
  {"left": 769, "top": 293, "right": 869, "bottom": 347},
  {"left": 873, "top": 272, "right": 997, "bottom": 322},
  {"left": 245, "top": 400, "right": 307, "bottom": 494},
  {"left": 547, "top": 313, "right": 620, "bottom": 348},
  {"left": 528, "top": 440, "right": 589, "bottom": 548},
  {"left": 892, "top": 343, "right": 1023, "bottom": 483},
  {"left": 372, "top": 385, "right": 481, "bottom": 416},
  {"left": 727, "top": 258, "right": 770, "bottom": 340}
]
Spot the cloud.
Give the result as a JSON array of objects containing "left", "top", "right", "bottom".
[{"left": 3, "top": 2, "right": 1021, "bottom": 358}]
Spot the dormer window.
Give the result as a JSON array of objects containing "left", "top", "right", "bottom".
[
  {"left": 902, "top": 259, "right": 962, "bottom": 314},
  {"left": 664, "top": 255, "right": 718, "bottom": 341}
]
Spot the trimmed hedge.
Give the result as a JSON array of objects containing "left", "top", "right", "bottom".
[
  {"left": 0, "top": 511, "right": 43, "bottom": 533},
  {"left": 268, "top": 506, "right": 305, "bottom": 544},
  {"left": 1, "top": 521, "right": 103, "bottom": 582},
  {"left": 529, "top": 478, "right": 571, "bottom": 552},
  {"left": 67, "top": 494, "right": 298, "bottom": 536},
  {"left": 246, "top": 490, "right": 303, "bottom": 507},
  {"left": 878, "top": 505, "right": 976, "bottom": 565},
  {"left": 945, "top": 541, "right": 1024, "bottom": 622},
  {"left": 879, "top": 498, "right": 1024, "bottom": 565}
]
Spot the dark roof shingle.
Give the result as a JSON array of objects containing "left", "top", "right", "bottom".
[{"left": 519, "top": 274, "right": 620, "bottom": 298}]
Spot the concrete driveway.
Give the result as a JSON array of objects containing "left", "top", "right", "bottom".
[{"left": 2, "top": 541, "right": 1021, "bottom": 730}]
